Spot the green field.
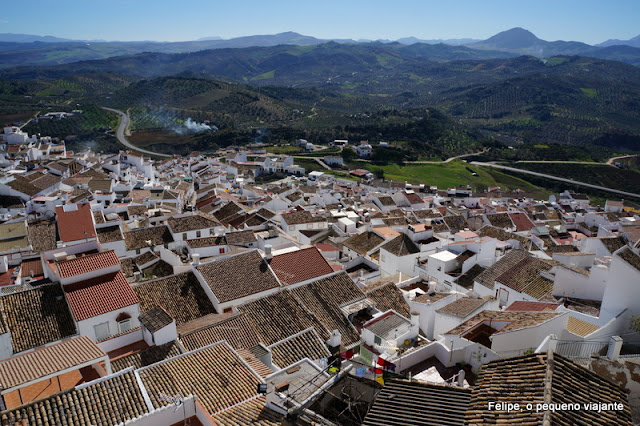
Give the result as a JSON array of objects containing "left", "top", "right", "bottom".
[
  {"left": 362, "top": 160, "right": 549, "bottom": 197},
  {"left": 266, "top": 146, "right": 303, "bottom": 154}
]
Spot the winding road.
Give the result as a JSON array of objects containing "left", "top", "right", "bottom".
[
  {"left": 101, "top": 107, "right": 172, "bottom": 158},
  {"left": 470, "top": 161, "right": 640, "bottom": 199}
]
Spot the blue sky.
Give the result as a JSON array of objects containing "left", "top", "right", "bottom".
[{"left": 0, "top": 0, "right": 638, "bottom": 44}]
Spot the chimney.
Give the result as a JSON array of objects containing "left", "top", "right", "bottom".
[
  {"left": 264, "top": 244, "right": 273, "bottom": 260},
  {"left": 133, "top": 271, "right": 141, "bottom": 281},
  {"left": 192, "top": 253, "right": 200, "bottom": 266},
  {"left": 410, "top": 311, "right": 420, "bottom": 327},
  {"left": 0, "top": 256, "right": 7, "bottom": 274}
]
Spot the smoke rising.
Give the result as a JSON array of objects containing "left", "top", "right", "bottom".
[{"left": 173, "top": 118, "right": 218, "bottom": 135}]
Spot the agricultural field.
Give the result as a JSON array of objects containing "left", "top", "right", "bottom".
[
  {"left": 128, "top": 130, "right": 197, "bottom": 147},
  {"left": 507, "top": 162, "right": 640, "bottom": 195},
  {"left": 265, "top": 145, "right": 304, "bottom": 155},
  {"left": 21, "top": 105, "right": 118, "bottom": 139},
  {"left": 362, "top": 160, "right": 549, "bottom": 198}
]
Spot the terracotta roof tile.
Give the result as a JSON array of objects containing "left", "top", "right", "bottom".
[
  {"left": 446, "top": 310, "right": 561, "bottom": 336},
  {"left": 197, "top": 251, "right": 280, "bottom": 303},
  {"left": 0, "top": 336, "right": 105, "bottom": 389},
  {"left": 139, "top": 306, "right": 173, "bottom": 333},
  {"left": 96, "top": 224, "right": 123, "bottom": 243},
  {"left": 20, "top": 259, "right": 43, "bottom": 277},
  {"left": 211, "top": 395, "right": 283, "bottom": 425},
  {"left": 364, "top": 379, "right": 471, "bottom": 426},
  {"left": 1, "top": 369, "right": 149, "bottom": 425},
  {"left": 167, "top": 213, "right": 219, "bottom": 234},
  {"left": 381, "top": 233, "right": 420, "bottom": 256},
  {"left": 26, "top": 222, "right": 57, "bottom": 252},
  {"left": 64, "top": 271, "right": 139, "bottom": 321},
  {"left": 566, "top": 316, "right": 600, "bottom": 337},
  {"left": 123, "top": 225, "right": 174, "bottom": 250},
  {"left": 281, "top": 210, "right": 325, "bottom": 225},
  {"left": 238, "top": 290, "right": 329, "bottom": 346},
  {"left": 466, "top": 352, "right": 632, "bottom": 425},
  {"left": 111, "top": 341, "right": 182, "bottom": 372},
  {"left": 225, "top": 230, "right": 257, "bottom": 245},
  {"left": 508, "top": 212, "right": 535, "bottom": 232},
  {"left": 475, "top": 249, "right": 531, "bottom": 290},
  {"left": 342, "top": 231, "right": 385, "bottom": 255},
  {"left": 269, "top": 328, "right": 330, "bottom": 369},
  {"left": 56, "top": 250, "right": 119, "bottom": 278},
  {"left": 0, "top": 283, "right": 76, "bottom": 353},
  {"left": 139, "top": 342, "right": 263, "bottom": 414},
  {"left": 505, "top": 301, "right": 560, "bottom": 312},
  {"left": 365, "top": 282, "right": 411, "bottom": 318},
  {"left": 180, "top": 314, "right": 262, "bottom": 352},
  {"left": 55, "top": 203, "right": 96, "bottom": 242},
  {"left": 268, "top": 247, "right": 334, "bottom": 286},
  {"left": 436, "top": 297, "right": 488, "bottom": 318},
  {"left": 134, "top": 272, "right": 216, "bottom": 325}
]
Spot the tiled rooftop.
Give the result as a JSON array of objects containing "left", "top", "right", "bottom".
[
  {"left": 268, "top": 247, "right": 334, "bottom": 285},
  {"left": 446, "top": 310, "right": 561, "bottom": 336},
  {"left": 27, "top": 221, "right": 57, "bottom": 252},
  {"left": 466, "top": 351, "right": 632, "bottom": 425},
  {"left": 365, "top": 282, "right": 411, "bottom": 318},
  {"left": 436, "top": 297, "right": 488, "bottom": 318},
  {"left": 269, "top": 328, "right": 330, "bottom": 369},
  {"left": 96, "top": 225, "right": 123, "bottom": 243},
  {"left": 123, "top": 225, "right": 174, "bottom": 251},
  {"left": 167, "top": 213, "right": 219, "bottom": 233},
  {"left": 180, "top": 313, "right": 262, "bottom": 352},
  {"left": 381, "top": 233, "right": 420, "bottom": 256},
  {"left": 342, "top": 231, "right": 385, "bottom": 255},
  {"left": 64, "top": 271, "right": 139, "bottom": 321},
  {"left": 139, "top": 306, "right": 173, "bottom": 333},
  {"left": 238, "top": 290, "right": 329, "bottom": 346},
  {"left": 138, "top": 342, "right": 263, "bottom": 415},
  {"left": 475, "top": 249, "right": 531, "bottom": 290},
  {"left": 0, "top": 336, "right": 105, "bottom": 390},
  {"left": 290, "top": 272, "right": 363, "bottom": 348},
  {"left": 0, "top": 283, "right": 76, "bottom": 353},
  {"left": 55, "top": 203, "right": 96, "bottom": 242},
  {"left": 364, "top": 379, "right": 471, "bottom": 426},
  {"left": 134, "top": 272, "right": 216, "bottom": 325},
  {"left": 56, "top": 250, "right": 120, "bottom": 278},
  {"left": 1, "top": 370, "right": 149, "bottom": 425},
  {"left": 111, "top": 340, "right": 182, "bottom": 372},
  {"left": 197, "top": 250, "right": 280, "bottom": 303}
]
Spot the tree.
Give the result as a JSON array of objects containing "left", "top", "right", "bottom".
[
  {"left": 341, "top": 146, "right": 356, "bottom": 161},
  {"left": 631, "top": 314, "right": 640, "bottom": 333}
]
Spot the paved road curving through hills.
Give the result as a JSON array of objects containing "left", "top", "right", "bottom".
[
  {"left": 101, "top": 107, "right": 172, "bottom": 158},
  {"left": 470, "top": 161, "right": 640, "bottom": 199}
]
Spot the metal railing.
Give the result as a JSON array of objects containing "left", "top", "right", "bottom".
[{"left": 555, "top": 340, "right": 608, "bottom": 358}]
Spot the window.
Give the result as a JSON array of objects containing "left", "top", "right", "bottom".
[
  {"left": 136, "top": 249, "right": 141, "bottom": 255},
  {"left": 220, "top": 247, "right": 225, "bottom": 254},
  {"left": 183, "top": 233, "right": 187, "bottom": 240},
  {"left": 374, "top": 335, "right": 382, "bottom": 345},
  {"left": 196, "top": 230, "right": 201, "bottom": 238},
  {"left": 223, "top": 307, "right": 233, "bottom": 314},
  {"left": 94, "top": 322, "right": 110, "bottom": 341},
  {"left": 118, "top": 318, "right": 132, "bottom": 334}
]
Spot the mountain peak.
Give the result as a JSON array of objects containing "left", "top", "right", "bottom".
[{"left": 482, "top": 27, "right": 542, "bottom": 49}]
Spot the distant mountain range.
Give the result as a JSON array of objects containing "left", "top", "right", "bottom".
[
  {"left": 0, "top": 28, "right": 639, "bottom": 70},
  {"left": 599, "top": 35, "right": 640, "bottom": 49}
]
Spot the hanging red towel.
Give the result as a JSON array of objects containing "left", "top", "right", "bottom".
[
  {"left": 377, "top": 357, "right": 387, "bottom": 368},
  {"left": 342, "top": 349, "right": 354, "bottom": 359},
  {"left": 375, "top": 368, "right": 383, "bottom": 375}
]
